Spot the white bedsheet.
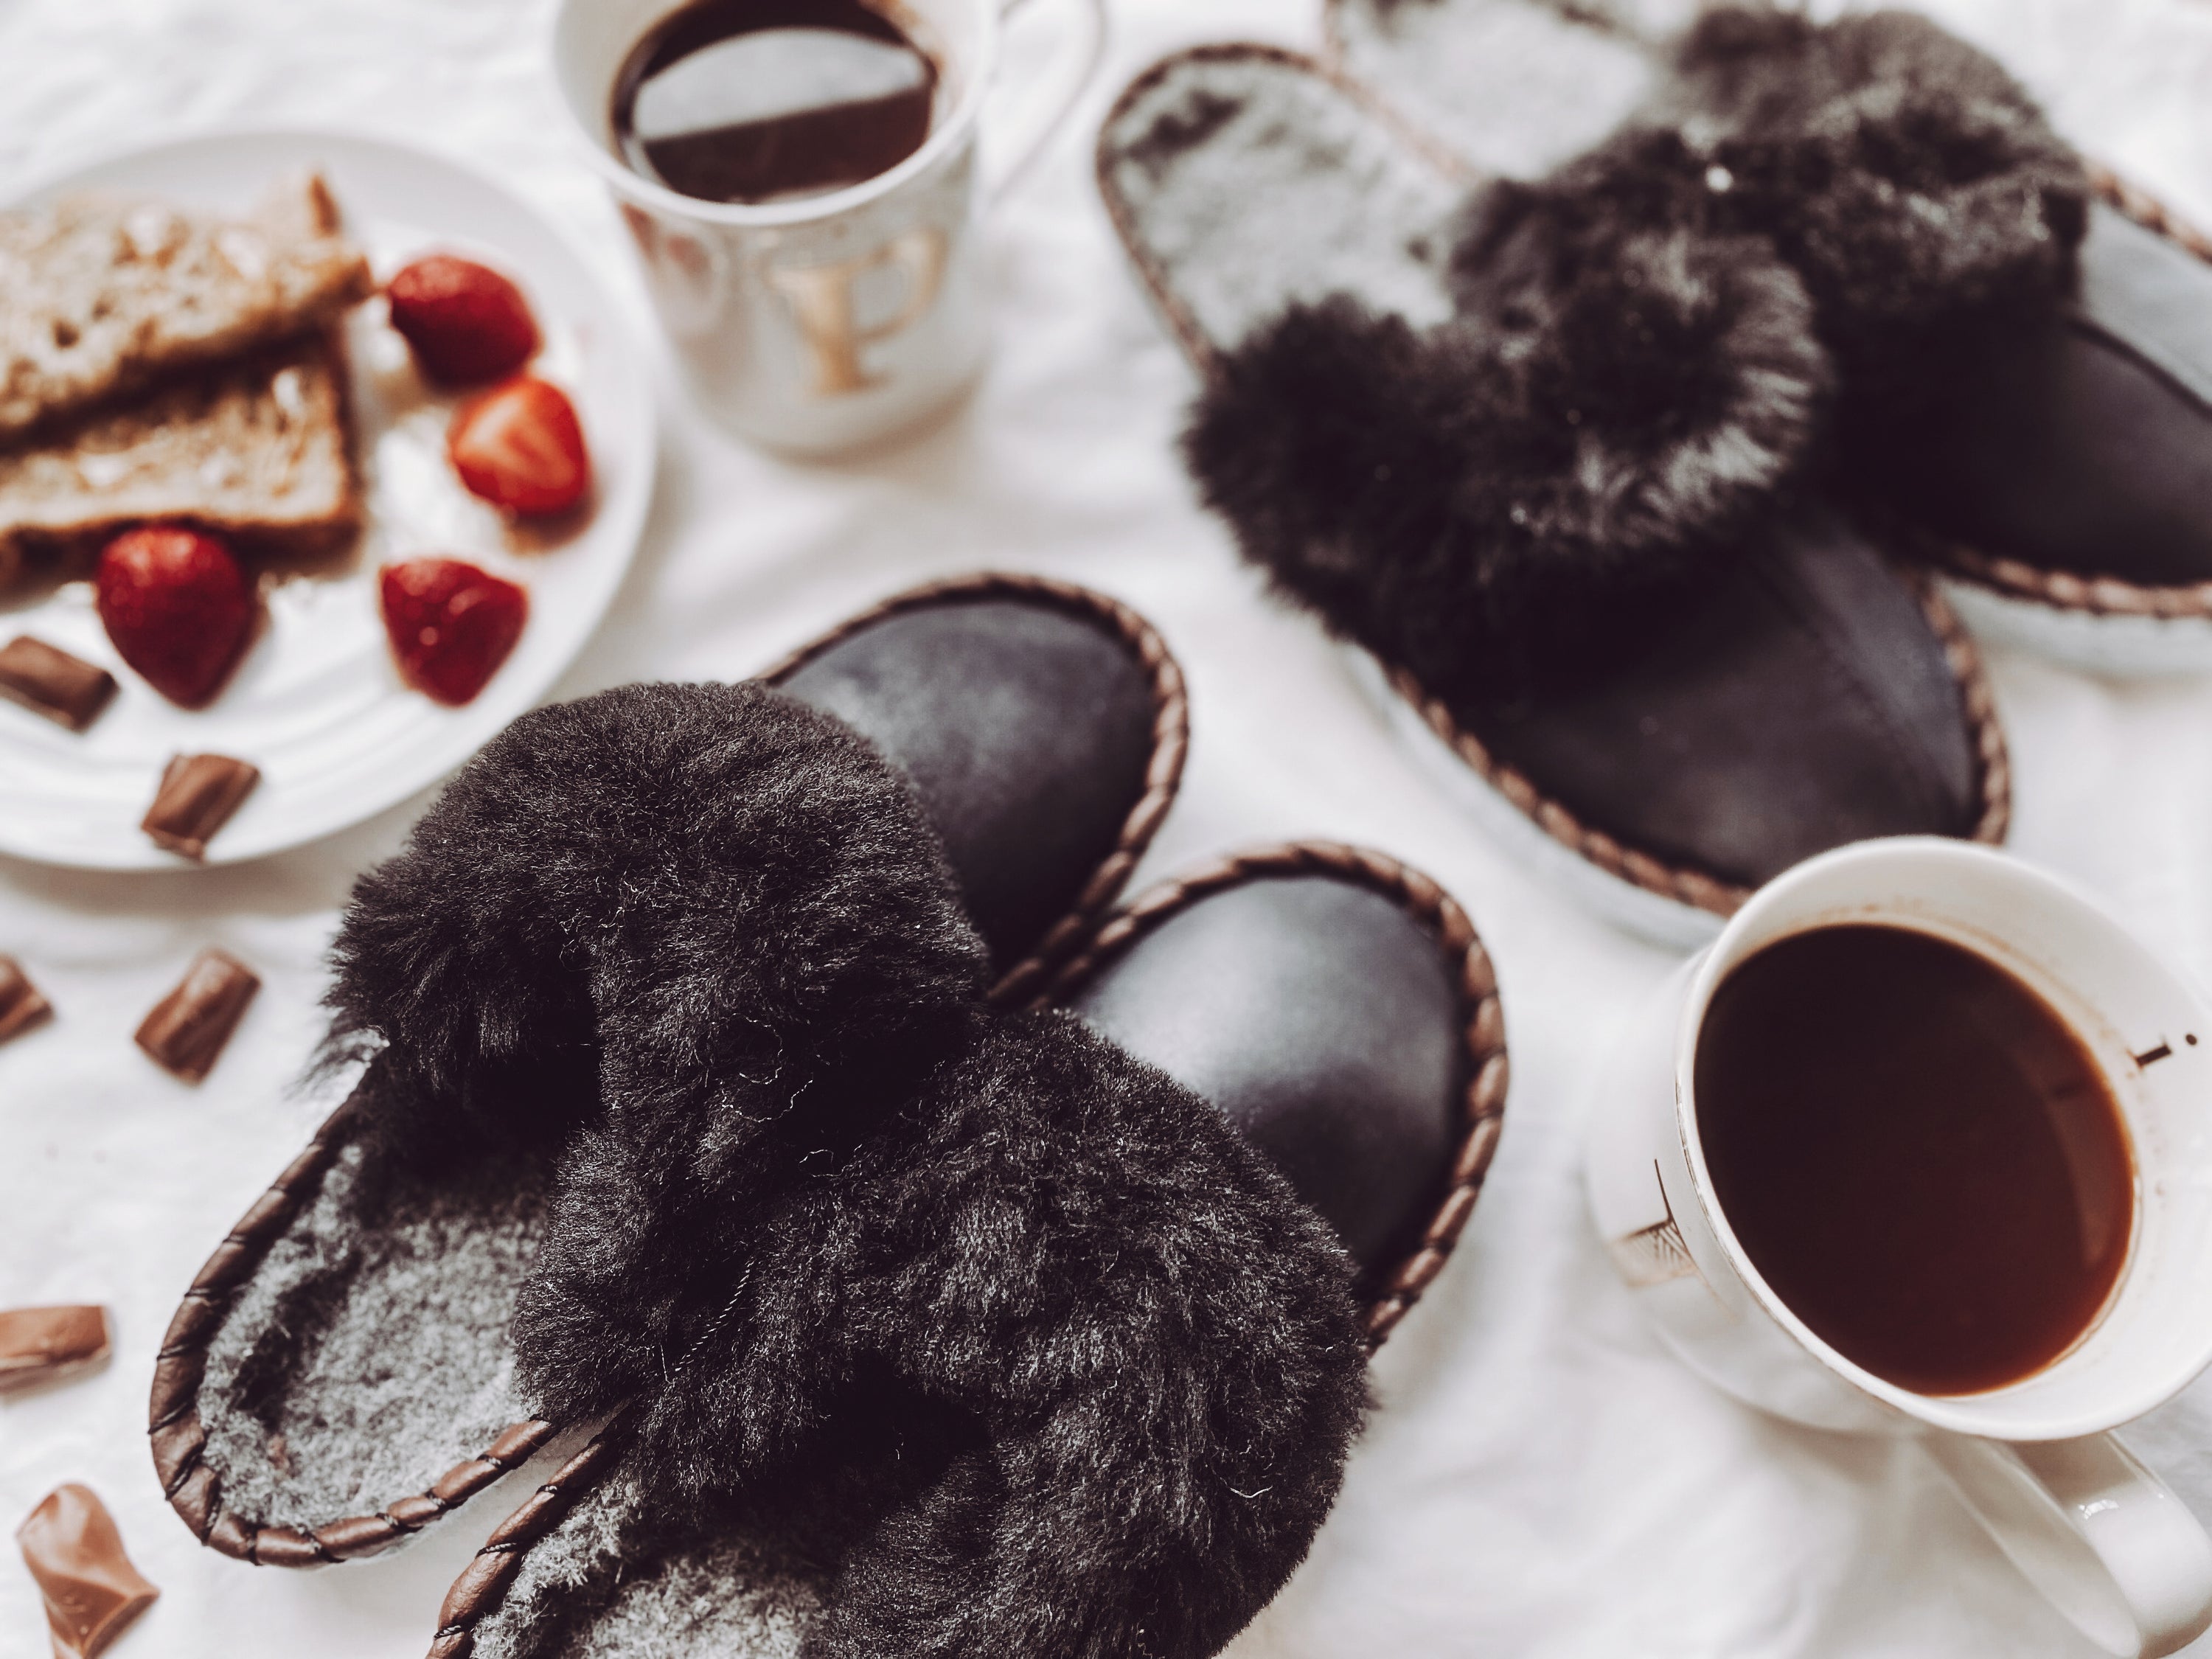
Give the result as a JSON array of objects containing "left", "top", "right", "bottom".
[{"left": 4, "top": 0, "right": 2212, "bottom": 1654}]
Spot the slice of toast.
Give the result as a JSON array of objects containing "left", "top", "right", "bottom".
[
  {"left": 0, "top": 171, "right": 373, "bottom": 439},
  {"left": 0, "top": 328, "right": 363, "bottom": 572}
]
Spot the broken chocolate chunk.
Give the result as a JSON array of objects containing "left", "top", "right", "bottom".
[
  {"left": 0, "top": 637, "right": 116, "bottom": 732},
  {"left": 16, "top": 1484, "right": 159, "bottom": 1659},
  {"left": 0, "top": 1307, "right": 111, "bottom": 1395},
  {"left": 0, "top": 956, "right": 52, "bottom": 1045},
  {"left": 141, "top": 753, "right": 259, "bottom": 860},
  {"left": 134, "top": 949, "right": 258, "bottom": 1083}
]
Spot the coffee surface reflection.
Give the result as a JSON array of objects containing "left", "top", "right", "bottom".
[
  {"left": 613, "top": 0, "right": 939, "bottom": 204},
  {"left": 1696, "top": 923, "right": 2134, "bottom": 1396}
]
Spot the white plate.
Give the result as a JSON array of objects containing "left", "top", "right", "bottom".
[{"left": 0, "top": 128, "right": 655, "bottom": 869}]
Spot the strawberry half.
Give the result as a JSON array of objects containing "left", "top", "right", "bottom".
[
  {"left": 380, "top": 557, "right": 528, "bottom": 706},
  {"left": 387, "top": 254, "right": 540, "bottom": 386},
  {"left": 95, "top": 526, "right": 257, "bottom": 708},
  {"left": 448, "top": 376, "right": 591, "bottom": 519}
]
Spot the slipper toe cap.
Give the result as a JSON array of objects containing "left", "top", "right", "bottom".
[{"left": 780, "top": 595, "right": 1164, "bottom": 971}]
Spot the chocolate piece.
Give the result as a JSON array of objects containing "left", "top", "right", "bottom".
[
  {"left": 0, "top": 636, "right": 116, "bottom": 732},
  {"left": 0, "top": 956, "right": 52, "bottom": 1045},
  {"left": 141, "top": 753, "right": 259, "bottom": 860},
  {"left": 134, "top": 949, "right": 258, "bottom": 1082},
  {"left": 16, "top": 1484, "right": 159, "bottom": 1659},
  {"left": 0, "top": 1307, "right": 111, "bottom": 1394}
]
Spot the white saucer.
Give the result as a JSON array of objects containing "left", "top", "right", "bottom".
[{"left": 0, "top": 128, "right": 655, "bottom": 870}]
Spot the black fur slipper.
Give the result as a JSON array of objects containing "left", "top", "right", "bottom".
[
  {"left": 1328, "top": 0, "right": 2212, "bottom": 673},
  {"left": 149, "top": 580, "right": 1187, "bottom": 1568},
  {"left": 424, "top": 843, "right": 1506, "bottom": 1659},
  {"left": 1097, "top": 44, "right": 2004, "bottom": 945}
]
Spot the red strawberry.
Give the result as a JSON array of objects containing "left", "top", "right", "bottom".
[
  {"left": 387, "top": 255, "right": 540, "bottom": 385},
  {"left": 380, "top": 557, "right": 528, "bottom": 706},
  {"left": 448, "top": 377, "right": 591, "bottom": 518},
  {"left": 94, "top": 527, "right": 257, "bottom": 708}
]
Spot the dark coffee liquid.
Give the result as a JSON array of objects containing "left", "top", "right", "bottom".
[
  {"left": 1696, "top": 924, "right": 2132, "bottom": 1396},
  {"left": 613, "top": 0, "right": 937, "bottom": 204}
]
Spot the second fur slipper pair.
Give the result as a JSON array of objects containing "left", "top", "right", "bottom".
[
  {"left": 149, "top": 582, "right": 1508, "bottom": 1656},
  {"left": 1189, "top": 6, "right": 2087, "bottom": 700},
  {"left": 179, "top": 680, "right": 1367, "bottom": 1657}
]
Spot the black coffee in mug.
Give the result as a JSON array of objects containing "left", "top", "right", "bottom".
[
  {"left": 1695, "top": 923, "right": 2134, "bottom": 1397},
  {"left": 612, "top": 0, "right": 939, "bottom": 205}
]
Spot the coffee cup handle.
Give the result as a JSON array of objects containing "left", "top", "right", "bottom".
[
  {"left": 979, "top": 0, "right": 1107, "bottom": 203},
  {"left": 1923, "top": 1431, "right": 2212, "bottom": 1656}
]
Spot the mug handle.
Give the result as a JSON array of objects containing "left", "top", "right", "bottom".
[
  {"left": 979, "top": 0, "right": 1108, "bottom": 204},
  {"left": 1924, "top": 1432, "right": 2212, "bottom": 1656}
]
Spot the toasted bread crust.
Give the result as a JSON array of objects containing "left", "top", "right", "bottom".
[
  {"left": 0, "top": 170, "right": 372, "bottom": 440},
  {"left": 0, "top": 328, "right": 362, "bottom": 569}
]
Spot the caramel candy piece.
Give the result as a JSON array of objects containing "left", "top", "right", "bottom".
[
  {"left": 16, "top": 1485, "right": 159, "bottom": 1658},
  {"left": 0, "top": 1307, "right": 111, "bottom": 1395},
  {"left": 0, "top": 956, "right": 52, "bottom": 1045},
  {"left": 134, "top": 949, "right": 258, "bottom": 1082},
  {"left": 0, "top": 637, "right": 116, "bottom": 732},
  {"left": 141, "top": 753, "right": 259, "bottom": 860}
]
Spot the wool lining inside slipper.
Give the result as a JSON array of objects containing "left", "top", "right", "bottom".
[{"left": 192, "top": 1119, "right": 550, "bottom": 1535}]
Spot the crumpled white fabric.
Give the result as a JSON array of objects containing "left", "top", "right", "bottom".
[{"left": 3, "top": 0, "right": 2212, "bottom": 1655}]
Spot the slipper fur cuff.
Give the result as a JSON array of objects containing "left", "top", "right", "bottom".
[
  {"left": 1187, "top": 174, "right": 1827, "bottom": 698},
  {"left": 320, "top": 681, "right": 990, "bottom": 1158},
  {"left": 1674, "top": 7, "right": 2089, "bottom": 374},
  {"left": 516, "top": 1009, "right": 1368, "bottom": 1658}
]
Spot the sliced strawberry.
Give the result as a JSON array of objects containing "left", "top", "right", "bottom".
[
  {"left": 94, "top": 526, "right": 257, "bottom": 708},
  {"left": 448, "top": 376, "right": 591, "bottom": 519},
  {"left": 387, "top": 254, "right": 540, "bottom": 385},
  {"left": 380, "top": 557, "right": 528, "bottom": 706}
]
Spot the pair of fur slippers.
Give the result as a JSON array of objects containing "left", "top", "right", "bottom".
[
  {"left": 150, "top": 577, "right": 1508, "bottom": 1659},
  {"left": 1101, "top": 20, "right": 2022, "bottom": 944}
]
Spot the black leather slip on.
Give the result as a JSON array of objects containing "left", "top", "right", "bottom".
[{"left": 1095, "top": 43, "right": 2007, "bottom": 945}]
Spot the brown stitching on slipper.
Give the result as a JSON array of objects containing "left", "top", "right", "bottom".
[
  {"left": 759, "top": 570, "right": 1189, "bottom": 1008},
  {"left": 1907, "top": 571, "right": 2012, "bottom": 850},
  {"left": 1907, "top": 168, "right": 2212, "bottom": 619},
  {"left": 1026, "top": 839, "right": 1510, "bottom": 1346},
  {"left": 428, "top": 1412, "right": 641, "bottom": 1656},
  {"left": 147, "top": 1091, "right": 563, "bottom": 1566}
]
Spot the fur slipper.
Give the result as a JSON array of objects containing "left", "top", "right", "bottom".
[
  {"left": 148, "top": 577, "right": 1187, "bottom": 1567},
  {"left": 1097, "top": 44, "right": 2004, "bottom": 946},
  {"left": 424, "top": 843, "right": 1506, "bottom": 1659},
  {"left": 1327, "top": 0, "right": 2212, "bottom": 675}
]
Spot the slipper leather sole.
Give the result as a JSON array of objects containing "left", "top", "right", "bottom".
[
  {"left": 1096, "top": 43, "right": 2006, "bottom": 941},
  {"left": 149, "top": 575, "right": 1186, "bottom": 1567},
  {"left": 417, "top": 842, "right": 1504, "bottom": 1658},
  {"left": 1325, "top": 0, "right": 2212, "bottom": 675}
]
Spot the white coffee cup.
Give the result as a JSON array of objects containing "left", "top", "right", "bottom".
[
  {"left": 551, "top": 0, "right": 1105, "bottom": 456},
  {"left": 1585, "top": 837, "right": 2212, "bottom": 1657}
]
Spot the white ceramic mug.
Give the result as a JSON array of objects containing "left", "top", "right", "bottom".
[
  {"left": 551, "top": 0, "right": 1105, "bottom": 456},
  {"left": 1585, "top": 837, "right": 2212, "bottom": 1657}
]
